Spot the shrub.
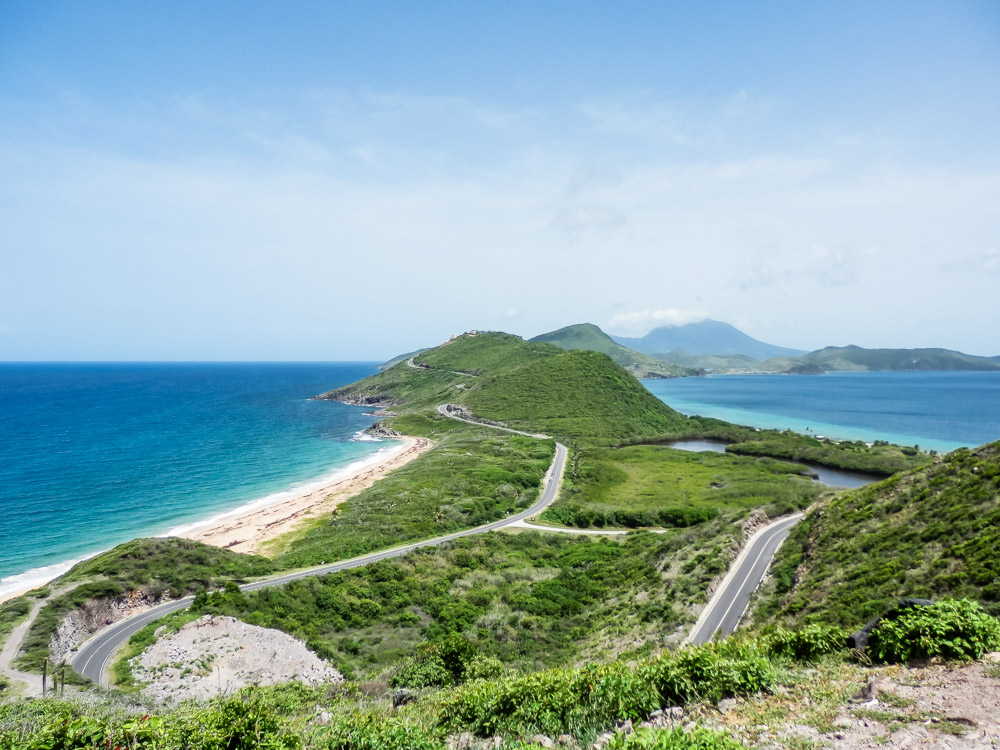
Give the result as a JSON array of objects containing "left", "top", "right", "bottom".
[
  {"left": 465, "top": 654, "right": 506, "bottom": 681},
  {"left": 870, "top": 599, "right": 1000, "bottom": 663},
  {"left": 762, "top": 624, "right": 848, "bottom": 661},
  {"left": 607, "top": 727, "right": 743, "bottom": 749},
  {"left": 391, "top": 654, "right": 453, "bottom": 688}
]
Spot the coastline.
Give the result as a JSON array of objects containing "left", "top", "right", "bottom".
[
  {"left": 0, "top": 434, "right": 434, "bottom": 605},
  {"left": 180, "top": 435, "right": 433, "bottom": 555}
]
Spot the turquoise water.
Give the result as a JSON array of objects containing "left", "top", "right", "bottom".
[
  {"left": 0, "top": 363, "right": 387, "bottom": 595},
  {"left": 643, "top": 371, "right": 1000, "bottom": 453}
]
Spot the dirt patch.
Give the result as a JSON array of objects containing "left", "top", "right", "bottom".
[{"left": 133, "top": 615, "right": 342, "bottom": 702}]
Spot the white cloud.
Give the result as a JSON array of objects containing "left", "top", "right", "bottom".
[
  {"left": 605, "top": 309, "right": 709, "bottom": 337},
  {"left": 940, "top": 248, "right": 1000, "bottom": 275},
  {"left": 504, "top": 308, "right": 520, "bottom": 318}
]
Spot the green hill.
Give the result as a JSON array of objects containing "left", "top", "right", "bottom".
[
  {"left": 529, "top": 323, "right": 696, "bottom": 378},
  {"left": 322, "top": 331, "right": 688, "bottom": 444},
  {"left": 464, "top": 349, "right": 690, "bottom": 443},
  {"left": 757, "top": 440, "right": 1000, "bottom": 627}
]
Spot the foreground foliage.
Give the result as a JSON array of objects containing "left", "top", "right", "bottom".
[
  {"left": 869, "top": 599, "right": 1000, "bottom": 663},
  {"left": 6, "top": 605, "right": 999, "bottom": 749}
]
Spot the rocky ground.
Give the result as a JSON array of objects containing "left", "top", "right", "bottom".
[
  {"left": 132, "top": 615, "right": 342, "bottom": 703},
  {"left": 719, "top": 654, "right": 1000, "bottom": 749}
]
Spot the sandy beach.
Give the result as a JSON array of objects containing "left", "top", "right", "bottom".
[
  {"left": 181, "top": 436, "right": 433, "bottom": 555},
  {"left": 0, "top": 436, "right": 433, "bottom": 605}
]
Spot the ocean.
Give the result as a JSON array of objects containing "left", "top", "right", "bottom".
[
  {"left": 0, "top": 362, "right": 387, "bottom": 596},
  {"left": 643, "top": 371, "right": 1000, "bottom": 453}
]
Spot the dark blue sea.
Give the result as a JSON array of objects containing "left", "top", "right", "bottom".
[
  {"left": 0, "top": 363, "right": 385, "bottom": 596},
  {"left": 643, "top": 371, "right": 1000, "bottom": 454}
]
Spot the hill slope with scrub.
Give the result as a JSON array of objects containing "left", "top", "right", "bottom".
[{"left": 756, "top": 440, "right": 1000, "bottom": 627}]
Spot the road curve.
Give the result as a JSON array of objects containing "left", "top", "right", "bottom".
[
  {"left": 73, "top": 409, "right": 566, "bottom": 685},
  {"left": 686, "top": 513, "right": 803, "bottom": 645}
]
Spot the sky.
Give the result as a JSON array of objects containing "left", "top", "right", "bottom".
[{"left": 1, "top": 1, "right": 999, "bottom": 360}]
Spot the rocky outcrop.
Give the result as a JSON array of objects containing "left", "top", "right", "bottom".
[
  {"left": 49, "top": 588, "right": 169, "bottom": 663},
  {"left": 363, "top": 421, "right": 402, "bottom": 439},
  {"left": 133, "top": 615, "right": 342, "bottom": 702},
  {"left": 313, "top": 390, "right": 396, "bottom": 407}
]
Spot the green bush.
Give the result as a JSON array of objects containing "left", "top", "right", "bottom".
[
  {"left": 762, "top": 624, "right": 848, "bottom": 662},
  {"left": 870, "top": 599, "right": 1000, "bottom": 663},
  {"left": 439, "top": 641, "right": 775, "bottom": 737},
  {"left": 607, "top": 727, "right": 743, "bottom": 749},
  {"left": 0, "top": 691, "right": 301, "bottom": 750},
  {"left": 391, "top": 654, "right": 454, "bottom": 688}
]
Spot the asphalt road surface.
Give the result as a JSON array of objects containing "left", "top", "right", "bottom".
[
  {"left": 72, "top": 410, "right": 566, "bottom": 685},
  {"left": 687, "top": 513, "right": 804, "bottom": 645}
]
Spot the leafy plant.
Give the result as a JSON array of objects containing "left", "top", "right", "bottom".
[
  {"left": 607, "top": 727, "right": 743, "bottom": 749},
  {"left": 869, "top": 599, "right": 1000, "bottom": 663}
]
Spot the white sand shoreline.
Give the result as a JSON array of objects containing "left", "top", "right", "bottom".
[
  {"left": 0, "top": 435, "right": 433, "bottom": 604},
  {"left": 181, "top": 435, "right": 433, "bottom": 554}
]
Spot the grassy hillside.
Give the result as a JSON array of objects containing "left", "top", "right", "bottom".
[
  {"left": 273, "top": 430, "right": 554, "bottom": 569},
  {"left": 463, "top": 350, "right": 690, "bottom": 443},
  {"left": 757, "top": 440, "right": 1000, "bottom": 627},
  {"left": 417, "top": 331, "right": 557, "bottom": 375},
  {"left": 12, "top": 539, "right": 274, "bottom": 673},
  {"left": 325, "top": 332, "right": 690, "bottom": 445},
  {"left": 529, "top": 323, "right": 695, "bottom": 379},
  {"left": 317, "top": 332, "right": 554, "bottom": 409}
]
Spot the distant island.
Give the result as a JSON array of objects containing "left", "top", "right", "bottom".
[{"left": 526, "top": 321, "right": 1000, "bottom": 375}]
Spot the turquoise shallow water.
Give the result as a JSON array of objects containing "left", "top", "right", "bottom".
[
  {"left": 643, "top": 371, "right": 1000, "bottom": 453},
  {"left": 0, "top": 363, "right": 386, "bottom": 594}
]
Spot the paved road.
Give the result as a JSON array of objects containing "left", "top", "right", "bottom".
[
  {"left": 686, "top": 513, "right": 803, "bottom": 645},
  {"left": 72, "top": 410, "right": 567, "bottom": 685}
]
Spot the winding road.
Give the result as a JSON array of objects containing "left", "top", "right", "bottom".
[
  {"left": 64, "top": 399, "right": 802, "bottom": 686},
  {"left": 686, "top": 513, "right": 804, "bottom": 645},
  {"left": 71, "top": 409, "right": 566, "bottom": 686}
]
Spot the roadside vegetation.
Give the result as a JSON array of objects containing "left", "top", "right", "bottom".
[
  {"left": 544, "top": 445, "right": 820, "bottom": 530},
  {"left": 756, "top": 440, "right": 1000, "bottom": 627},
  {"left": 5, "top": 600, "right": 998, "bottom": 749},
  {"left": 123, "top": 526, "right": 743, "bottom": 684},
  {"left": 273, "top": 431, "right": 554, "bottom": 568}
]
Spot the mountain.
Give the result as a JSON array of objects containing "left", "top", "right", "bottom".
[
  {"left": 528, "top": 323, "right": 697, "bottom": 379},
  {"left": 793, "top": 345, "right": 1000, "bottom": 372},
  {"left": 612, "top": 319, "right": 806, "bottom": 360}
]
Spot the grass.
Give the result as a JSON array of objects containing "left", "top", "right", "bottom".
[
  {"left": 755, "top": 440, "right": 1000, "bottom": 627},
  {"left": 273, "top": 430, "right": 555, "bottom": 570},
  {"left": 463, "top": 350, "right": 690, "bottom": 444},
  {"left": 544, "top": 445, "right": 821, "bottom": 529}
]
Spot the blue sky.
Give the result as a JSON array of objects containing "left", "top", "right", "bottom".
[{"left": 1, "top": 1, "right": 998, "bottom": 359}]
